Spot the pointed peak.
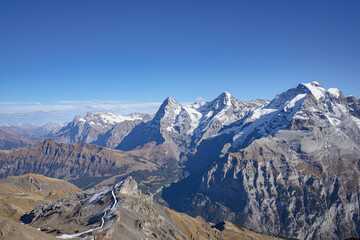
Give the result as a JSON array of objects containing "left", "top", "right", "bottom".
[
  {"left": 153, "top": 97, "right": 182, "bottom": 121},
  {"left": 162, "top": 97, "right": 179, "bottom": 106},
  {"left": 215, "top": 92, "right": 234, "bottom": 105},
  {"left": 218, "top": 91, "right": 232, "bottom": 99}
]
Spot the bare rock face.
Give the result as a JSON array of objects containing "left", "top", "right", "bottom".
[
  {"left": 21, "top": 177, "right": 222, "bottom": 240},
  {"left": 118, "top": 176, "right": 140, "bottom": 196},
  {"left": 164, "top": 81, "right": 360, "bottom": 240}
]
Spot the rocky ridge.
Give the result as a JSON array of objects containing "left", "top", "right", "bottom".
[
  {"left": 0, "top": 139, "right": 158, "bottom": 188},
  {"left": 0, "top": 138, "right": 183, "bottom": 194}
]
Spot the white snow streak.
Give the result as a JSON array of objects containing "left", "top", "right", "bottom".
[{"left": 56, "top": 181, "right": 123, "bottom": 239}]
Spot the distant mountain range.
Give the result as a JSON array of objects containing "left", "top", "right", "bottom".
[
  {"left": 0, "top": 129, "right": 43, "bottom": 150},
  {"left": 0, "top": 81, "right": 359, "bottom": 239}
]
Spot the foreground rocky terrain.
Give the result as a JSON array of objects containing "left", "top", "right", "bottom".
[
  {"left": 0, "top": 175, "right": 281, "bottom": 240},
  {"left": 22, "top": 177, "right": 223, "bottom": 240},
  {"left": 0, "top": 215, "right": 57, "bottom": 240}
]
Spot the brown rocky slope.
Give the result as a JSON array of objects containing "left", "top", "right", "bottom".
[{"left": 0, "top": 174, "right": 80, "bottom": 221}]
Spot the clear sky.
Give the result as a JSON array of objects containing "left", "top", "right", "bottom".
[{"left": 1, "top": 0, "right": 359, "bottom": 124}]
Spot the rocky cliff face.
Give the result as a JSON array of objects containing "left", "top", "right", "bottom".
[
  {"left": 163, "top": 81, "right": 360, "bottom": 240},
  {"left": 22, "top": 177, "right": 223, "bottom": 240}
]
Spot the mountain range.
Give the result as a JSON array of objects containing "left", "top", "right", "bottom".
[
  {"left": 0, "top": 81, "right": 359, "bottom": 239},
  {"left": 163, "top": 81, "right": 360, "bottom": 239}
]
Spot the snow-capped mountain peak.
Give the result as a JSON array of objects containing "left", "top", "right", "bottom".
[
  {"left": 153, "top": 97, "right": 182, "bottom": 122},
  {"left": 218, "top": 91, "right": 232, "bottom": 102},
  {"left": 49, "top": 112, "right": 150, "bottom": 146},
  {"left": 205, "top": 91, "right": 234, "bottom": 111}
]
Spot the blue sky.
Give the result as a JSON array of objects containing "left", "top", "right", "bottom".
[{"left": 1, "top": 0, "right": 359, "bottom": 124}]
